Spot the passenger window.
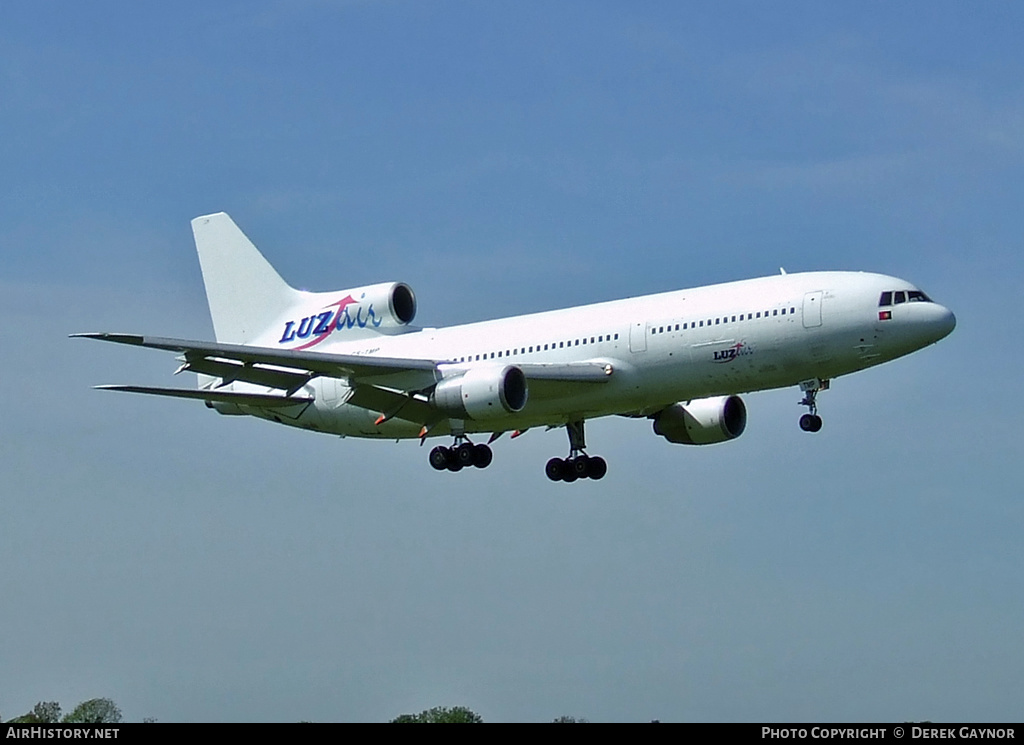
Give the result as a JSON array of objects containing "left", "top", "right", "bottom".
[{"left": 773, "top": 309, "right": 778, "bottom": 316}]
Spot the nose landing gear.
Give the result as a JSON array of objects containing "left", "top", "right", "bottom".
[
  {"left": 798, "top": 378, "right": 828, "bottom": 432},
  {"left": 545, "top": 420, "right": 607, "bottom": 482}
]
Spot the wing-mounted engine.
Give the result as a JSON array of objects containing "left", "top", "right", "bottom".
[
  {"left": 432, "top": 365, "right": 529, "bottom": 420},
  {"left": 653, "top": 395, "right": 747, "bottom": 445}
]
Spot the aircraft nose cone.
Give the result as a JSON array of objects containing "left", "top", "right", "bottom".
[{"left": 927, "top": 305, "right": 956, "bottom": 343}]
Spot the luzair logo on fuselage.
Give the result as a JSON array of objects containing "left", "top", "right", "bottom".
[
  {"left": 279, "top": 294, "right": 383, "bottom": 350},
  {"left": 712, "top": 341, "right": 754, "bottom": 363}
]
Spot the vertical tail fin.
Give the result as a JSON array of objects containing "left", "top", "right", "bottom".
[{"left": 191, "top": 213, "right": 299, "bottom": 344}]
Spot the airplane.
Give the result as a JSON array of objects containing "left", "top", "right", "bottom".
[{"left": 75, "top": 212, "right": 956, "bottom": 483}]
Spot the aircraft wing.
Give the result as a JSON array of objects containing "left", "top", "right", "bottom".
[
  {"left": 73, "top": 333, "right": 441, "bottom": 392},
  {"left": 516, "top": 362, "right": 613, "bottom": 383},
  {"left": 75, "top": 333, "right": 613, "bottom": 386},
  {"left": 75, "top": 333, "right": 615, "bottom": 424}
]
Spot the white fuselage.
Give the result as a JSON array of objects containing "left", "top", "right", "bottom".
[{"left": 232, "top": 270, "right": 955, "bottom": 440}]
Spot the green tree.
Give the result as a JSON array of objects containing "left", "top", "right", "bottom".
[
  {"left": 62, "top": 698, "right": 122, "bottom": 724},
  {"left": 390, "top": 706, "right": 483, "bottom": 723},
  {"left": 8, "top": 701, "right": 62, "bottom": 724}
]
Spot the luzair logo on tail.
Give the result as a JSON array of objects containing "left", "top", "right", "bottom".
[{"left": 279, "top": 294, "right": 388, "bottom": 349}]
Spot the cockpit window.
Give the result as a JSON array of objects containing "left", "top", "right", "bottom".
[{"left": 880, "top": 289, "right": 933, "bottom": 307}]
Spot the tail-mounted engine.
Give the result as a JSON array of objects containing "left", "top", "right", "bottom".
[
  {"left": 277, "top": 281, "right": 416, "bottom": 345},
  {"left": 339, "top": 281, "right": 417, "bottom": 328},
  {"left": 432, "top": 365, "right": 529, "bottom": 420},
  {"left": 653, "top": 395, "right": 747, "bottom": 445}
]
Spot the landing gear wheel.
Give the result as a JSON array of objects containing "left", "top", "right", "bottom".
[
  {"left": 799, "top": 414, "right": 823, "bottom": 432},
  {"left": 429, "top": 446, "right": 450, "bottom": 470},
  {"left": 472, "top": 443, "right": 493, "bottom": 469},
  {"left": 455, "top": 442, "right": 476, "bottom": 467},
  {"left": 545, "top": 420, "right": 610, "bottom": 483},
  {"left": 572, "top": 455, "right": 590, "bottom": 478},
  {"left": 446, "top": 457, "right": 464, "bottom": 472},
  {"left": 546, "top": 458, "right": 565, "bottom": 482}
]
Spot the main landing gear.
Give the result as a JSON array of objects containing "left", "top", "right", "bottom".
[
  {"left": 429, "top": 438, "right": 493, "bottom": 472},
  {"left": 545, "top": 420, "right": 607, "bottom": 482},
  {"left": 798, "top": 378, "right": 829, "bottom": 433}
]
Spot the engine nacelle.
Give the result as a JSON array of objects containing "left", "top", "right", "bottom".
[
  {"left": 339, "top": 281, "right": 417, "bottom": 328},
  {"left": 276, "top": 281, "right": 416, "bottom": 345},
  {"left": 653, "top": 395, "right": 747, "bottom": 445},
  {"left": 432, "top": 365, "right": 529, "bottom": 420}
]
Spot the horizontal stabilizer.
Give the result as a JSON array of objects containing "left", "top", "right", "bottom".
[{"left": 95, "top": 385, "right": 313, "bottom": 408}]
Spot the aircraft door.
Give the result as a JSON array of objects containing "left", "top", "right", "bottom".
[
  {"left": 629, "top": 321, "right": 648, "bottom": 353},
  {"left": 803, "top": 291, "right": 823, "bottom": 328}
]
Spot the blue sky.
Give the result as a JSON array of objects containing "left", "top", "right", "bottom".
[{"left": 1, "top": 1, "right": 1022, "bottom": 722}]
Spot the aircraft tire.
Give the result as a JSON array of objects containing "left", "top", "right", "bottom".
[
  {"left": 572, "top": 455, "right": 590, "bottom": 478},
  {"left": 429, "top": 446, "right": 450, "bottom": 470},
  {"left": 586, "top": 456, "right": 607, "bottom": 480},
  {"left": 455, "top": 442, "right": 476, "bottom": 467},
  {"left": 545, "top": 458, "right": 564, "bottom": 482},
  {"left": 472, "top": 444, "right": 493, "bottom": 469}
]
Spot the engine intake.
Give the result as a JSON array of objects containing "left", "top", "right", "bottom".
[
  {"left": 653, "top": 395, "right": 747, "bottom": 445},
  {"left": 432, "top": 366, "right": 529, "bottom": 420},
  {"left": 341, "top": 281, "right": 416, "bottom": 328}
]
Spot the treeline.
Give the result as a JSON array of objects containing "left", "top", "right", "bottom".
[
  {"left": 4, "top": 700, "right": 590, "bottom": 723},
  {"left": 4, "top": 699, "right": 122, "bottom": 724}
]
